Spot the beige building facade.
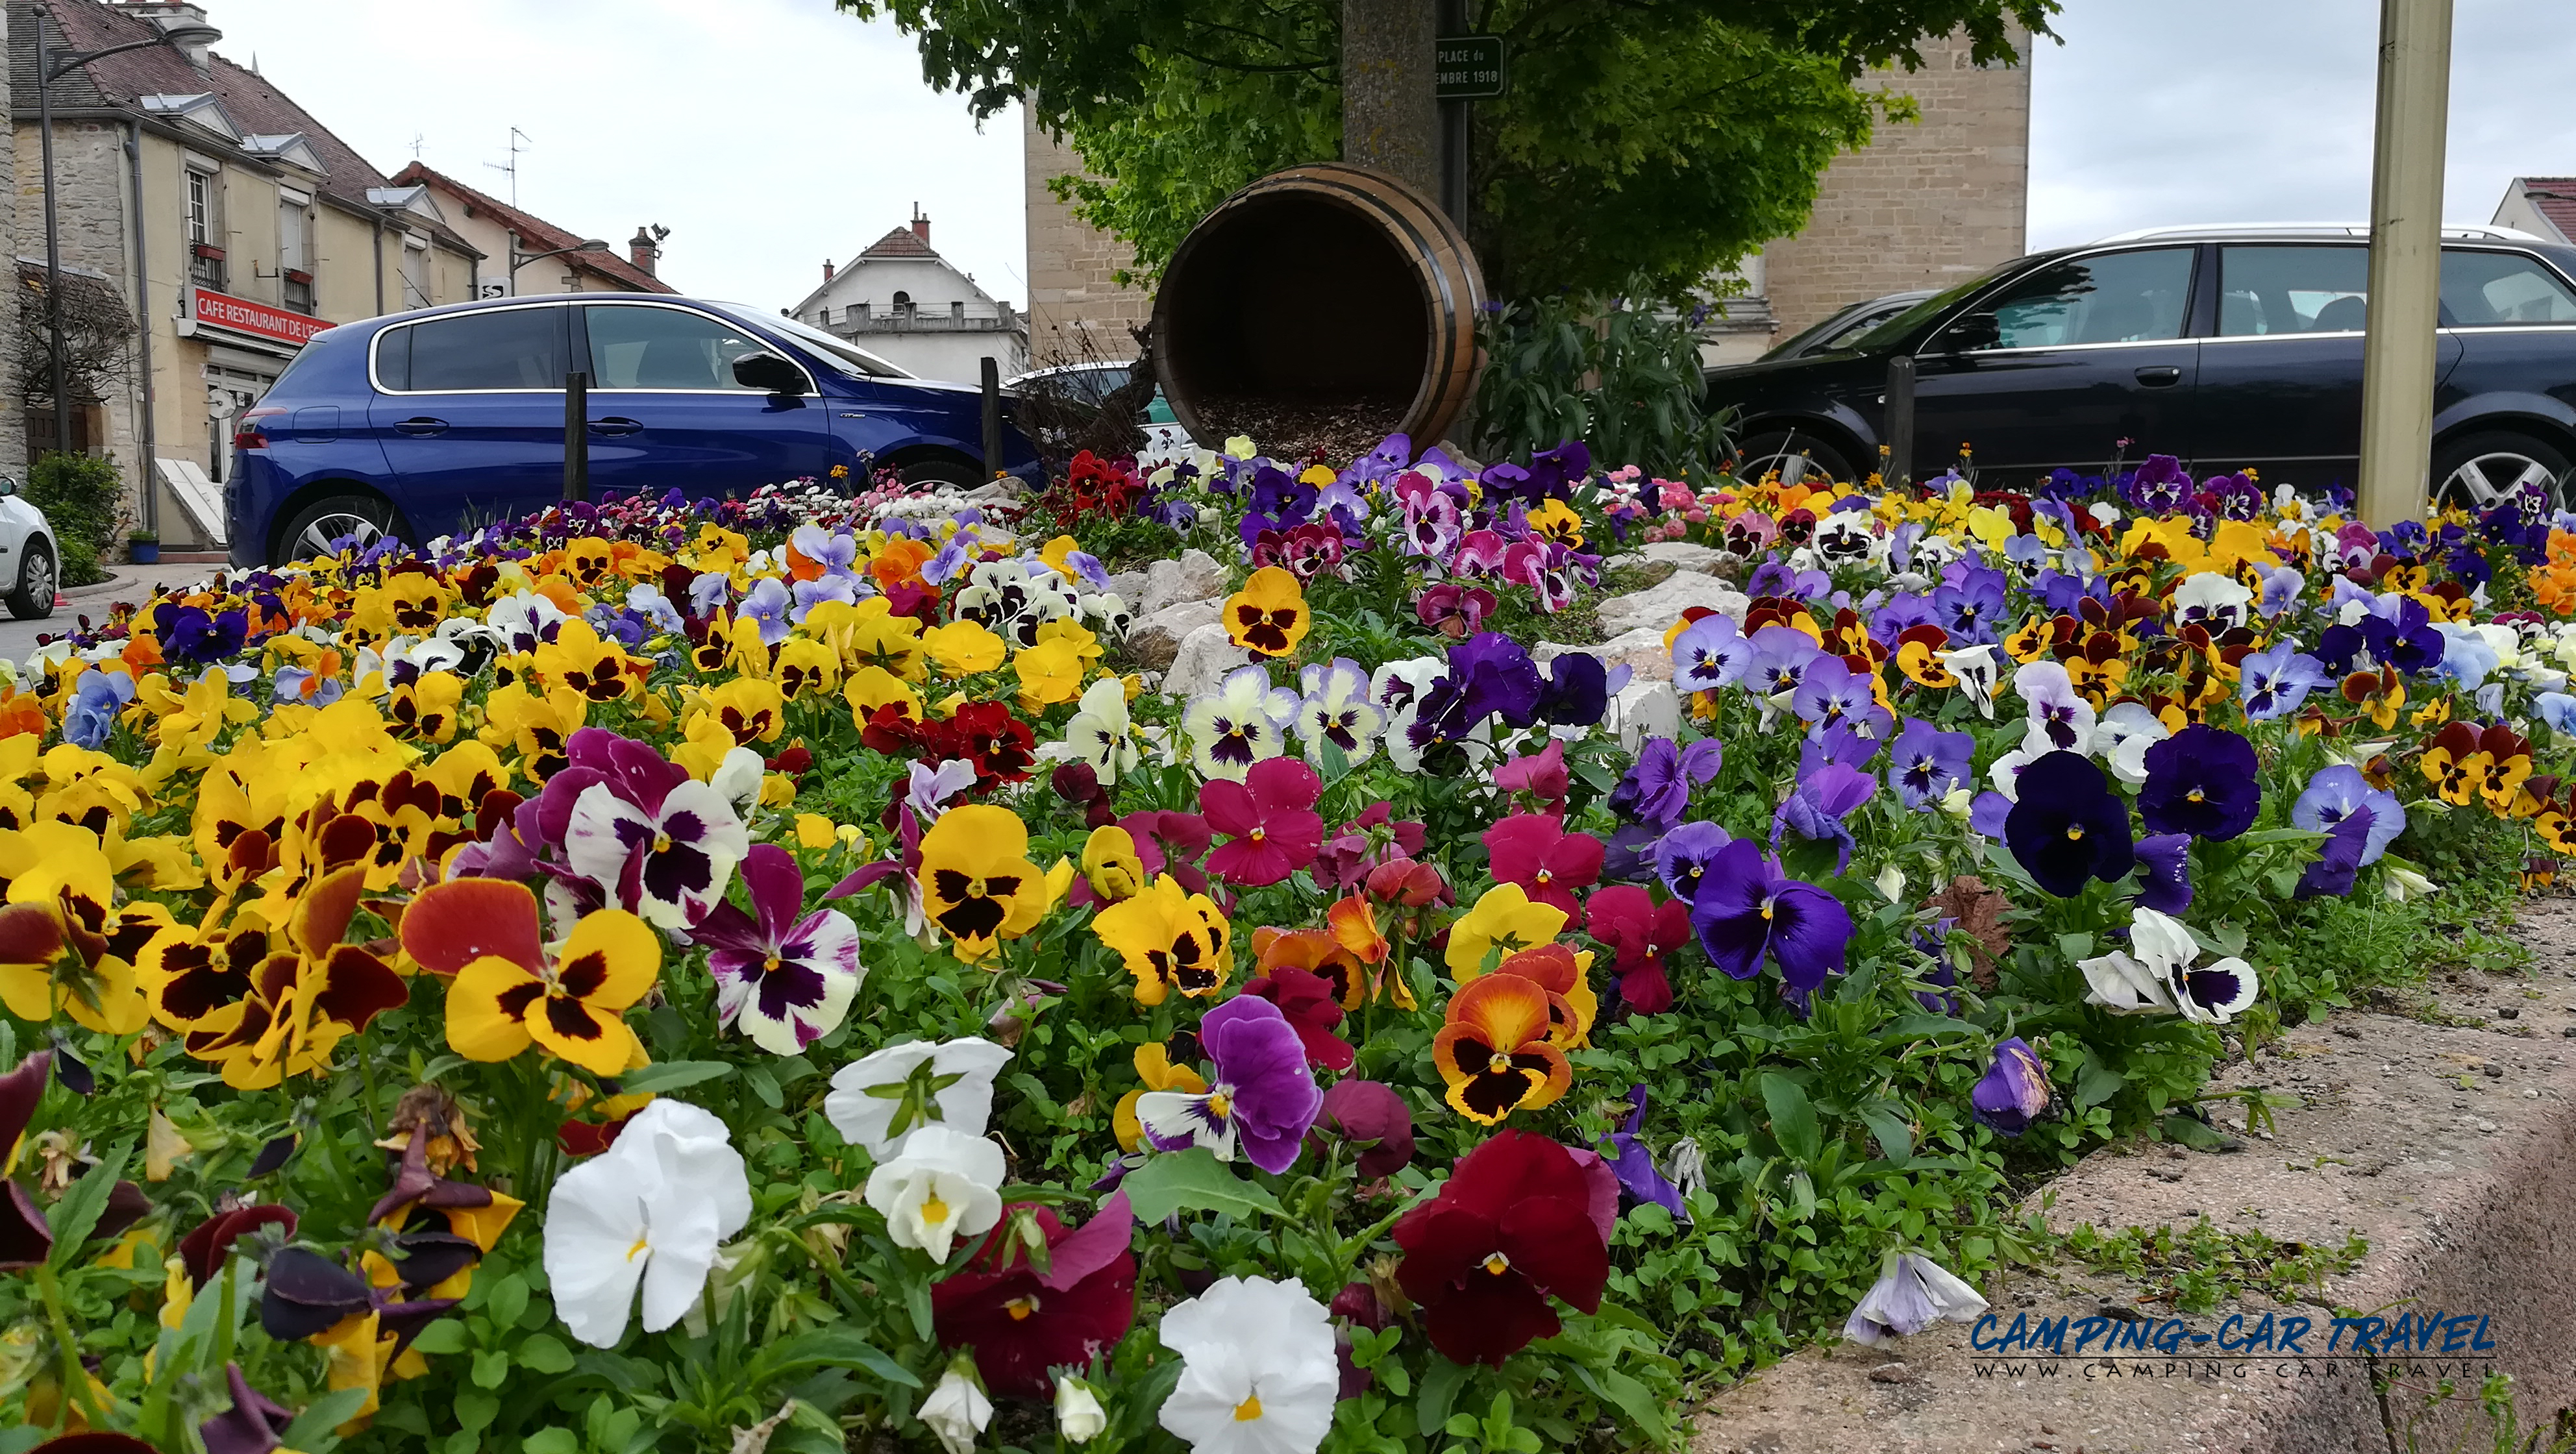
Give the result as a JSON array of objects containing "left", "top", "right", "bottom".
[
  {"left": 1022, "top": 28, "right": 2032, "bottom": 371},
  {"left": 390, "top": 161, "right": 674, "bottom": 300},
  {"left": 10, "top": 0, "right": 482, "bottom": 548}
]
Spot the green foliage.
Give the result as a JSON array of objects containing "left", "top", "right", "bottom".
[
  {"left": 2059, "top": 1220, "right": 2367, "bottom": 1315},
  {"left": 1473, "top": 286, "right": 1731, "bottom": 476},
  {"left": 839, "top": 0, "right": 2058, "bottom": 297},
  {"left": 27, "top": 449, "right": 127, "bottom": 554}
]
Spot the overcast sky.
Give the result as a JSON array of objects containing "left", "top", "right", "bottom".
[
  {"left": 2027, "top": 0, "right": 2576, "bottom": 248},
  {"left": 204, "top": 0, "right": 2576, "bottom": 315}
]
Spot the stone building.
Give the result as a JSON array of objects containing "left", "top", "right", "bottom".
[
  {"left": 389, "top": 161, "right": 675, "bottom": 299},
  {"left": 1022, "top": 27, "right": 2033, "bottom": 370},
  {"left": 8, "top": 0, "right": 482, "bottom": 548},
  {"left": 786, "top": 210, "right": 1026, "bottom": 384}
]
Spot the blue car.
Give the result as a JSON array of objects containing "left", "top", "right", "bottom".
[{"left": 227, "top": 293, "right": 1037, "bottom": 567}]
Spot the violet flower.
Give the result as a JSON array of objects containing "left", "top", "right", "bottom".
[
  {"left": 2136, "top": 725, "right": 2260, "bottom": 842},
  {"left": 1609, "top": 737, "right": 1724, "bottom": 828},
  {"left": 1843, "top": 1251, "right": 1989, "bottom": 1346},
  {"left": 1889, "top": 717, "right": 1974, "bottom": 810},
  {"left": 2002, "top": 751, "right": 2135, "bottom": 898},
  {"left": 1135, "top": 996, "right": 1322, "bottom": 1174},
  {"left": 1770, "top": 763, "right": 1876, "bottom": 874},
  {"left": 2291, "top": 764, "right": 2404, "bottom": 865},
  {"left": 1689, "top": 839, "right": 1855, "bottom": 996},
  {"left": 1598, "top": 1084, "right": 1687, "bottom": 1220},
  {"left": 1970, "top": 1038, "right": 2050, "bottom": 1136},
  {"left": 2133, "top": 832, "right": 2194, "bottom": 914},
  {"left": 2238, "top": 640, "right": 2328, "bottom": 720},
  {"left": 692, "top": 844, "right": 865, "bottom": 1054},
  {"left": 1653, "top": 820, "right": 1735, "bottom": 902}
]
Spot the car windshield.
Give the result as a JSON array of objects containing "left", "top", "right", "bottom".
[
  {"left": 1841, "top": 258, "right": 2044, "bottom": 353},
  {"left": 703, "top": 302, "right": 912, "bottom": 379}
]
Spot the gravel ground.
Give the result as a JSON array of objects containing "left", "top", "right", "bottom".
[{"left": 1693, "top": 897, "right": 2576, "bottom": 1454}]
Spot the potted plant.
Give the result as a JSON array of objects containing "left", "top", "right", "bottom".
[{"left": 129, "top": 527, "right": 158, "bottom": 565}]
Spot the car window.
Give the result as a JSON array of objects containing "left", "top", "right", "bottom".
[
  {"left": 1957, "top": 248, "right": 2195, "bottom": 349},
  {"left": 2215, "top": 245, "right": 2372, "bottom": 336},
  {"left": 2440, "top": 249, "right": 2576, "bottom": 326},
  {"left": 388, "top": 306, "right": 565, "bottom": 391},
  {"left": 1819, "top": 304, "right": 1910, "bottom": 351},
  {"left": 587, "top": 305, "right": 778, "bottom": 391},
  {"left": 705, "top": 303, "right": 911, "bottom": 378}
]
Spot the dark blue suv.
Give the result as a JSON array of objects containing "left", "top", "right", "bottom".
[{"left": 228, "top": 293, "right": 1038, "bottom": 566}]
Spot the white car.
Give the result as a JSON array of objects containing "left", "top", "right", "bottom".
[{"left": 0, "top": 474, "right": 58, "bottom": 621}]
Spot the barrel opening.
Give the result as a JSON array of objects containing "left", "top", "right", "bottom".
[{"left": 1162, "top": 191, "right": 1430, "bottom": 456}]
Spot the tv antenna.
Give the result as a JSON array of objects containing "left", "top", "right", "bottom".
[
  {"left": 409, "top": 132, "right": 426, "bottom": 160},
  {"left": 484, "top": 127, "right": 532, "bottom": 207}
]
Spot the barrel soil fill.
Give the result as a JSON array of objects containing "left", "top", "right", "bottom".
[{"left": 1152, "top": 164, "right": 1486, "bottom": 463}]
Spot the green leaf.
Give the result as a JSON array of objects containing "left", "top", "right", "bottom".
[
  {"left": 1113, "top": 1147, "right": 1282, "bottom": 1222},
  {"left": 454, "top": 1390, "right": 499, "bottom": 1435},
  {"left": 45, "top": 1140, "right": 134, "bottom": 1269},
  {"left": 615, "top": 1060, "right": 736, "bottom": 1094},
  {"left": 1416, "top": 1356, "right": 1468, "bottom": 1439},
  {"left": 408, "top": 1318, "right": 471, "bottom": 1356},
  {"left": 472, "top": 1347, "right": 511, "bottom": 1388},
  {"left": 2074, "top": 1059, "right": 2127, "bottom": 1111},
  {"left": 515, "top": 1332, "right": 576, "bottom": 1374},
  {"left": 1757, "top": 1073, "right": 1822, "bottom": 1163},
  {"left": 521, "top": 1430, "right": 580, "bottom": 1454},
  {"left": 1857, "top": 1103, "right": 1914, "bottom": 1165},
  {"left": 486, "top": 1272, "right": 530, "bottom": 1334},
  {"left": 759, "top": 1329, "right": 922, "bottom": 1388},
  {"left": 1593, "top": 1370, "right": 1672, "bottom": 1439},
  {"left": 280, "top": 1388, "right": 374, "bottom": 1449}
]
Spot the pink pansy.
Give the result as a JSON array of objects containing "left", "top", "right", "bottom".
[
  {"left": 1492, "top": 739, "right": 1569, "bottom": 816},
  {"left": 1202, "top": 758, "right": 1325, "bottom": 888},
  {"left": 1480, "top": 811, "right": 1604, "bottom": 917},
  {"left": 1585, "top": 884, "right": 1692, "bottom": 1014}
]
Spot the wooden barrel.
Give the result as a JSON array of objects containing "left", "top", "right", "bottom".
[{"left": 1151, "top": 164, "right": 1486, "bottom": 462}]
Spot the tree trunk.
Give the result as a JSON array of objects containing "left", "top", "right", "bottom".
[{"left": 1341, "top": 0, "right": 1439, "bottom": 201}]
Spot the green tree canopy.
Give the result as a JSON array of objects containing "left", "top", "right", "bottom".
[{"left": 838, "top": 0, "right": 2057, "bottom": 299}]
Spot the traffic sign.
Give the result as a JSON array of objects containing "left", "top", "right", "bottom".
[{"left": 1435, "top": 35, "right": 1505, "bottom": 100}]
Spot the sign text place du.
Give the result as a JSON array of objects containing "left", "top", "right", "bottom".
[{"left": 1435, "top": 35, "right": 1505, "bottom": 100}]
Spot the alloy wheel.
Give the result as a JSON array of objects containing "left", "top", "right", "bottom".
[
  {"left": 2437, "top": 449, "right": 2559, "bottom": 510},
  {"left": 297, "top": 511, "right": 385, "bottom": 559}
]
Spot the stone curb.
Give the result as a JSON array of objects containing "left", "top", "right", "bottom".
[{"left": 1691, "top": 899, "right": 2576, "bottom": 1454}]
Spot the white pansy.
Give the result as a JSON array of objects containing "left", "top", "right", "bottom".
[
  {"left": 1156, "top": 1276, "right": 1340, "bottom": 1454},
  {"left": 1063, "top": 676, "right": 1143, "bottom": 783},
  {"left": 543, "top": 1100, "right": 752, "bottom": 1348},
  {"left": 2092, "top": 702, "right": 2168, "bottom": 787},
  {"left": 1054, "top": 1375, "right": 1108, "bottom": 1444},
  {"left": 823, "top": 1036, "right": 1012, "bottom": 1159},
  {"left": 863, "top": 1124, "right": 1005, "bottom": 1262},
  {"left": 920, "top": 1364, "right": 995, "bottom": 1454}
]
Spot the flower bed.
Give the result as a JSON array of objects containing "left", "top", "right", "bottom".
[{"left": 0, "top": 443, "right": 2564, "bottom": 1454}]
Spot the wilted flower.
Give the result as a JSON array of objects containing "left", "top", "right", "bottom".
[
  {"left": 1842, "top": 1250, "right": 1988, "bottom": 1345},
  {"left": 1970, "top": 1038, "right": 2050, "bottom": 1135}
]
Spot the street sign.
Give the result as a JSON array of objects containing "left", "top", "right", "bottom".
[{"left": 1435, "top": 35, "right": 1505, "bottom": 100}]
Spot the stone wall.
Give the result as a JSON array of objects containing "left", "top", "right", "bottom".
[
  {"left": 1022, "top": 114, "right": 1152, "bottom": 368},
  {"left": 1757, "top": 30, "right": 2031, "bottom": 338},
  {"left": 12, "top": 115, "right": 143, "bottom": 513}
]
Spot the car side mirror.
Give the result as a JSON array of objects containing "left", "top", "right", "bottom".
[
  {"left": 732, "top": 352, "right": 808, "bottom": 395},
  {"left": 0, "top": 474, "right": 16, "bottom": 497},
  {"left": 1944, "top": 313, "right": 2000, "bottom": 353}
]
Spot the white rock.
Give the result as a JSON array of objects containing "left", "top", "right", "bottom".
[
  {"left": 1105, "top": 570, "right": 1150, "bottom": 606},
  {"left": 1123, "top": 600, "right": 1222, "bottom": 671},
  {"left": 1638, "top": 541, "right": 1731, "bottom": 574},
  {"left": 1594, "top": 573, "right": 1752, "bottom": 638},
  {"left": 1608, "top": 679, "right": 1680, "bottom": 751},
  {"left": 1140, "top": 548, "right": 1230, "bottom": 617},
  {"left": 1162, "top": 622, "right": 1257, "bottom": 698},
  {"left": 1534, "top": 626, "right": 1673, "bottom": 684}
]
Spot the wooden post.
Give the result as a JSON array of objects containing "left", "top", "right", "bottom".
[
  {"left": 2357, "top": 0, "right": 2452, "bottom": 527},
  {"left": 562, "top": 371, "right": 589, "bottom": 502},
  {"left": 1343, "top": 0, "right": 1439, "bottom": 199}
]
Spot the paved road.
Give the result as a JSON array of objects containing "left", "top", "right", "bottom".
[{"left": 0, "top": 562, "right": 229, "bottom": 668}]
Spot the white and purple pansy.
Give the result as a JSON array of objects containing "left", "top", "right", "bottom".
[
  {"left": 564, "top": 732, "right": 752, "bottom": 933},
  {"left": 692, "top": 844, "right": 864, "bottom": 1054}
]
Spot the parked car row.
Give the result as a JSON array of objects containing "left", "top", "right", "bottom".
[
  {"left": 229, "top": 294, "right": 1042, "bottom": 567},
  {"left": 1705, "top": 224, "right": 2576, "bottom": 508}
]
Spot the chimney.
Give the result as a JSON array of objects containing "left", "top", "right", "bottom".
[
  {"left": 116, "top": 1, "right": 219, "bottom": 69},
  {"left": 628, "top": 226, "right": 659, "bottom": 278},
  {"left": 823, "top": 259, "right": 836, "bottom": 282},
  {"left": 911, "top": 205, "right": 930, "bottom": 245}
]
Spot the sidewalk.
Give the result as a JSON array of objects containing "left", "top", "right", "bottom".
[{"left": 1, "top": 560, "right": 229, "bottom": 664}]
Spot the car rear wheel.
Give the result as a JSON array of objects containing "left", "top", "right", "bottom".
[
  {"left": 2432, "top": 430, "right": 2571, "bottom": 512},
  {"left": 6, "top": 539, "right": 55, "bottom": 621},
  {"left": 1733, "top": 430, "right": 1859, "bottom": 489},
  {"left": 277, "top": 493, "right": 403, "bottom": 565}
]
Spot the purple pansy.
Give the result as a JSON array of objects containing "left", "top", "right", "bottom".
[
  {"left": 2003, "top": 751, "right": 2136, "bottom": 898},
  {"left": 1889, "top": 717, "right": 1974, "bottom": 810},
  {"left": 692, "top": 844, "right": 865, "bottom": 1053},
  {"left": 2136, "top": 725, "right": 2261, "bottom": 842},
  {"left": 2133, "top": 832, "right": 2194, "bottom": 914},
  {"left": 1771, "top": 763, "right": 1876, "bottom": 874},
  {"left": 1597, "top": 1085, "right": 1687, "bottom": 1220},
  {"left": 1970, "top": 1038, "right": 2050, "bottom": 1136},
  {"left": 1689, "top": 838, "right": 1855, "bottom": 997},
  {"left": 1134, "top": 996, "right": 1322, "bottom": 1174},
  {"left": 562, "top": 729, "right": 752, "bottom": 931}
]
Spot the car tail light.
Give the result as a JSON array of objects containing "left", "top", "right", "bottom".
[{"left": 233, "top": 406, "right": 286, "bottom": 450}]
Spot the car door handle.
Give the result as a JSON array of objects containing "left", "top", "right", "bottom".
[
  {"left": 2135, "top": 366, "right": 2184, "bottom": 387},
  {"left": 392, "top": 417, "right": 449, "bottom": 436},
  {"left": 587, "top": 417, "right": 643, "bottom": 437}
]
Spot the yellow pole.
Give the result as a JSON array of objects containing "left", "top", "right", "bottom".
[{"left": 2356, "top": 0, "right": 2453, "bottom": 528}]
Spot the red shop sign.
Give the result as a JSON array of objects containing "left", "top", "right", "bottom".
[{"left": 189, "top": 286, "right": 330, "bottom": 347}]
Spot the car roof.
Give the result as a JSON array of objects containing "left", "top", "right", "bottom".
[{"left": 2085, "top": 222, "right": 2547, "bottom": 245}]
